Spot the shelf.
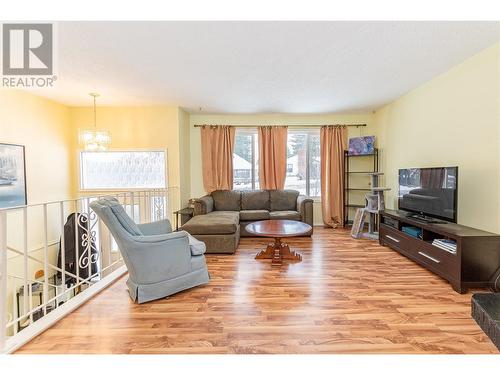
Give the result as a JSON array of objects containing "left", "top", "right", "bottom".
[
  {"left": 345, "top": 153, "right": 376, "bottom": 157},
  {"left": 343, "top": 148, "right": 379, "bottom": 226}
]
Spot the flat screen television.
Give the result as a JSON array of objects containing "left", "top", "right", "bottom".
[{"left": 398, "top": 166, "right": 458, "bottom": 223}]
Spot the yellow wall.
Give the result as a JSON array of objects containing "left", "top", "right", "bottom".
[
  {"left": 0, "top": 89, "right": 73, "bottom": 204},
  {"left": 0, "top": 89, "right": 73, "bottom": 253},
  {"left": 0, "top": 93, "right": 191, "bottom": 206},
  {"left": 0, "top": 90, "right": 73, "bottom": 326},
  {"left": 189, "top": 113, "right": 376, "bottom": 225},
  {"left": 178, "top": 108, "right": 191, "bottom": 206},
  {"left": 69, "top": 105, "right": 181, "bottom": 194},
  {"left": 375, "top": 42, "right": 500, "bottom": 233}
]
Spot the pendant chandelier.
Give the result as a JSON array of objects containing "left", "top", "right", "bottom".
[{"left": 79, "top": 93, "right": 111, "bottom": 151}]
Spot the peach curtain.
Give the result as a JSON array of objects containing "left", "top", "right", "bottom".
[
  {"left": 320, "top": 125, "right": 348, "bottom": 228},
  {"left": 258, "top": 126, "right": 288, "bottom": 190},
  {"left": 200, "top": 125, "right": 236, "bottom": 193}
]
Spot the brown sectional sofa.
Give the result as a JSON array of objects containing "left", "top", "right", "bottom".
[{"left": 181, "top": 189, "right": 313, "bottom": 254}]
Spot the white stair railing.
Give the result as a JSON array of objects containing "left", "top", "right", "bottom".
[{"left": 0, "top": 188, "right": 179, "bottom": 353}]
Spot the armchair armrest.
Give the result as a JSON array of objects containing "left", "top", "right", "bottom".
[
  {"left": 187, "top": 233, "right": 206, "bottom": 255},
  {"left": 193, "top": 195, "right": 214, "bottom": 215},
  {"left": 133, "top": 230, "right": 189, "bottom": 244},
  {"left": 137, "top": 219, "right": 172, "bottom": 235},
  {"left": 133, "top": 231, "right": 205, "bottom": 256},
  {"left": 297, "top": 195, "right": 314, "bottom": 227}
]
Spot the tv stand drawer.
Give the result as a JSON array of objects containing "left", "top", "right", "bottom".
[
  {"left": 380, "top": 224, "right": 460, "bottom": 280},
  {"left": 413, "top": 245, "right": 460, "bottom": 278},
  {"left": 379, "top": 224, "right": 411, "bottom": 250}
]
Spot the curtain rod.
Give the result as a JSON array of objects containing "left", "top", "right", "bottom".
[{"left": 193, "top": 123, "right": 366, "bottom": 128}]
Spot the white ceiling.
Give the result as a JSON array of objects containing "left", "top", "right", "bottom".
[{"left": 32, "top": 21, "right": 500, "bottom": 113}]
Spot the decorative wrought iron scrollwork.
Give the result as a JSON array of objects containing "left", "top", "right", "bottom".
[
  {"left": 77, "top": 211, "right": 100, "bottom": 269},
  {"left": 153, "top": 195, "right": 165, "bottom": 221}
]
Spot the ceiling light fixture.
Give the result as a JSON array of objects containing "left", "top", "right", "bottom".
[{"left": 79, "top": 93, "right": 111, "bottom": 151}]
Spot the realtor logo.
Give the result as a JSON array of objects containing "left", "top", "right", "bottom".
[
  {"left": 1, "top": 23, "right": 56, "bottom": 88},
  {"left": 2, "top": 23, "right": 53, "bottom": 75}
]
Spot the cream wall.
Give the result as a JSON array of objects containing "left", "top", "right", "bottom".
[
  {"left": 189, "top": 113, "right": 376, "bottom": 225},
  {"left": 375, "top": 42, "right": 500, "bottom": 233}
]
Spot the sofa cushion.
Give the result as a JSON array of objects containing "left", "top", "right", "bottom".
[
  {"left": 212, "top": 190, "right": 241, "bottom": 211},
  {"left": 182, "top": 211, "right": 239, "bottom": 235},
  {"left": 269, "top": 189, "right": 299, "bottom": 211},
  {"left": 241, "top": 190, "right": 270, "bottom": 210},
  {"left": 239, "top": 210, "right": 270, "bottom": 221},
  {"left": 269, "top": 210, "right": 301, "bottom": 221}
]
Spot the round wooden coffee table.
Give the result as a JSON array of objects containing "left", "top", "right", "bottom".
[{"left": 245, "top": 220, "right": 312, "bottom": 266}]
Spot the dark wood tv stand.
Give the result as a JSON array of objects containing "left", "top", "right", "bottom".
[{"left": 379, "top": 210, "right": 500, "bottom": 293}]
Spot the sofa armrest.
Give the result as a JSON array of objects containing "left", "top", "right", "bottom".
[
  {"left": 297, "top": 195, "right": 314, "bottom": 227},
  {"left": 193, "top": 195, "right": 214, "bottom": 215}
]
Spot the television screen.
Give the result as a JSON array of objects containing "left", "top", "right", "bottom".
[{"left": 398, "top": 167, "right": 458, "bottom": 222}]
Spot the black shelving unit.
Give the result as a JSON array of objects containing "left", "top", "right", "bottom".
[{"left": 343, "top": 148, "right": 379, "bottom": 226}]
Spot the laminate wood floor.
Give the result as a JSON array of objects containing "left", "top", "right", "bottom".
[{"left": 16, "top": 228, "right": 498, "bottom": 354}]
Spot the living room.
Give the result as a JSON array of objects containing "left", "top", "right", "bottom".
[{"left": 1, "top": 1, "right": 499, "bottom": 373}]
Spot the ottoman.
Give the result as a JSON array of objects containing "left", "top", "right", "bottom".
[{"left": 181, "top": 211, "right": 240, "bottom": 254}]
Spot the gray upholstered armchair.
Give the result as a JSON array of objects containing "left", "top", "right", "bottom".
[{"left": 90, "top": 197, "right": 209, "bottom": 304}]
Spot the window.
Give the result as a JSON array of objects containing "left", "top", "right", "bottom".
[
  {"left": 232, "top": 128, "right": 321, "bottom": 197},
  {"left": 233, "top": 130, "right": 259, "bottom": 189},
  {"left": 80, "top": 151, "right": 167, "bottom": 190},
  {"left": 285, "top": 130, "right": 321, "bottom": 197}
]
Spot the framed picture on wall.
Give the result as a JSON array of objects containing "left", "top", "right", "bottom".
[{"left": 0, "top": 143, "right": 27, "bottom": 209}]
